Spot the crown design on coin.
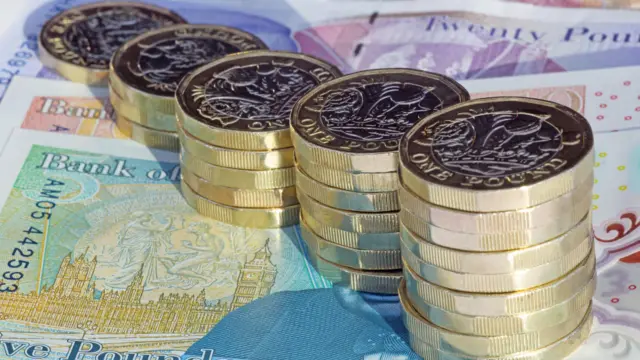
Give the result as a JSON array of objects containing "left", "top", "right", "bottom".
[
  {"left": 193, "top": 61, "right": 318, "bottom": 125},
  {"left": 130, "top": 38, "right": 232, "bottom": 92},
  {"left": 66, "top": 8, "right": 174, "bottom": 64},
  {"left": 314, "top": 81, "right": 441, "bottom": 141},
  {"left": 428, "top": 108, "right": 564, "bottom": 177}
]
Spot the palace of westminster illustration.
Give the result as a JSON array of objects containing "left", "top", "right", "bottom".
[{"left": 0, "top": 242, "right": 277, "bottom": 335}]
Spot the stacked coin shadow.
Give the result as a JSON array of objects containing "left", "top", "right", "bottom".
[
  {"left": 108, "top": 24, "right": 269, "bottom": 152},
  {"left": 397, "top": 97, "right": 596, "bottom": 359},
  {"left": 175, "top": 50, "right": 344, "bottom": 228},
  {"left": 291, "top": 69, "right": 470, "bottom": 294}
]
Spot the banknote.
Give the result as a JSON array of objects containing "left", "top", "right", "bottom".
[
  {"left": 462, "top": 65, "right": 640, "bottom": 133},
  {"left": 0, "top": 129, "right": 420, "bottom": 360},
  {"left": 7, "top": 0, "right": 640, "bottom": 99}
]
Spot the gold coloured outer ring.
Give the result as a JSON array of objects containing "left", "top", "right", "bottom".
[
  {"left": 38, "top": 2, "right": 186, "bottom": 85},
  {"left": 401, "top": 232, "right": 592, "bottom": 292},
  {"left": 109, "top": 81, "right": 177, "bottom": 131},
  {"left": 403, "top": 249, "right": 595, "bottom": 317},
  {"left": 305, "top": 247, "right": 403, "bottom": 294},
  {"left": 182, "top": 169, "right": 298, "bottom": 208},
  {"left": 398, "top": 176, "right": 592, "bottom": 234},
  {"left": 178, "top": 119, "right": 294, "bottom": 170},
  {"left": 300, "top": 214, "right": 401, "bottom": 270},
  {"left": 400, "top": 281, "right": 591, "bottom": 357},
  {"left": 399, "top": 97, "right": 595, "bottom": 213},
  {"left": 297, "top": 191, "right": 399, "bottom": 233},
  {"left": 290, "top": 69, "right": 469, "bottom": 174},
  {"left": 181, "top": 179, "right": 299, "bottom": 228},
  {"left": 295, "top": 164, "right": 399, "bottom": 212},
  {"left": 176, "top": 51, "right": 343, "bottom": 151},
  {"left": 400, "top": 203, "right": 591, "bottom": 252},
  {"left": 296, "top": 153, "right": 399, "bottom": 192},
  {"left": 404, "top": 275, "right": 595, "bottom": 336},
  {"left": 400, "top": 214, "right": 590, "bottom": 275},
  {"left": 302, "top": 208, "right": 400, "bottom": 250},
  {"left": 406, "top": 300, "right": 592, "bottom": 360},
  {"left": 114, "top": 113, "right": 179, "bottom": 152},
  {"left": 110, "top": 25, "right": 267, "bottom": 132},
  {"left": 181, "top": 149, "right": 295, "bottom": 189}
]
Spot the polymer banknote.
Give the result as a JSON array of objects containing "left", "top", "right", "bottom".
[
  {"left": 6, "top": 0, "right": 640, "bottom": 99},
  {"left": 0, "top": 129, "right": 420, "bottom": 360}
]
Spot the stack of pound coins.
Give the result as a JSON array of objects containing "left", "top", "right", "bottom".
[
  {"left": 38, "top": 2, "right": 186, "bottom": 84},
  {"left": 175, "top": 51, "right": 343, "bottom": 228},
  {"left": 291, "top": 69, "right": 470, "bottom": 294},
  {"left": 397, "top": 97, "right": 596, "bottom": 359},
  {"left": 109, "top": 24, "right": 268, "bottom": 151}
]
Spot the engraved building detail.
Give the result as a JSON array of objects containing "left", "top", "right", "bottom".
[{"left": 0, "top": 242, "right": 276, "bottom": 335}]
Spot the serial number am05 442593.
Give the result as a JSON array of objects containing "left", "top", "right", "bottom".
[{"left": 0, "top": 177, "right": 65, "bottom": 293}]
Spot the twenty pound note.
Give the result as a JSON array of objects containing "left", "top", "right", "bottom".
[{"left": 9, "top": 0, "right": 640, "bottom": 99}]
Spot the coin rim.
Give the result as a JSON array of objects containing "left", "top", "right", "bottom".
[
  {"left": 402, "top": 248, "right": 595, "bottom": 316},
  {"left": 178, "top": 118, "right": 294, "bottom": 170},
  {"left": 290, "top": 68, "right": 470, "bottom": 173},
  {"left": 399, "top": 214, "right": 591, "bottom": 274},
  {"left": 38, "top": 2, "right": 186, "bottom": 84},
  {"left": 175, "top": 50, "right": 343, "bottom": 150},
  {"left": 181, "top": 178, "right": 299, "bottom": 228},
  {"left": 300, "top": 215, "right": 401, "bottom": 270},
  {"left": 301, "top": 208, "right": 400, "bottom": 250},
  {"left": 182, "top": 168, "right": 298, "bottom": 208},
  {"left": 399, "top": 96, "right": 595, "bottom": 212},
  {"left": 400, "top": 279, "right": 592, "bottom": 357},
  {"left": 295, "top": 164, "right": 399, "bottom": 212},
  {"left": 401, "top": 232, "right": 592, "bottom": 292},
  {"left": 297, "top": 190, "right": 399, "bottom": 233},
  {"left": 181, "top": 148, "right": 295, "bottom": 189},
  {"left": 110, "top": 24, "right": 268, "bottom": 120}
]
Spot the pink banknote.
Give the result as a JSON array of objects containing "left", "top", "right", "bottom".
[{"left": 20, "top": 96, "right": 127, "bottom": 139}]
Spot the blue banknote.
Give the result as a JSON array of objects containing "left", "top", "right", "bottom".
[{"left": 0, "top": 130, "right": 420, "bottom": 360}]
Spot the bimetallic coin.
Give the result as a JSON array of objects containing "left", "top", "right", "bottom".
[
  {"left": 399, "top": 202, "right": 591, "bottom": 252},
  {"left": 181, "top": 149, "right": 295, "bottom": 189},
  {"left": 403, "top": 249, "right": 595, "bottom": 317},
  {"left": 110, "top": 24, "right": 267, "bottom": 131},
  {"left": 400, "top": 282, "right": 591, "bottom": 357},
  {"left": 297, "top": 191, "right": 399, "bottom": 233},
  {"left": 295, "top": 165, "right": 399, "bottom": 212},
  {"left": 181, "top": 179, "right": 299, "bottom": 228},
  {"left": 400, "top": 97, "right": 594, "bottom": 212},
  {"left": 405, "top": 275, "right": 595, "bottom": 336},
  {"left": 179, "top": 120, "right": 294, "bottom": 170},
  {"left": 290, "top": 69, "right": 469, "bottom": 173},
  {"left": 115, "top": 113, "right": 179, "bottom": 152},
  {"left": 305, "top": 247, "right": 403, "bottom": 294},
  {"left": 39, "top": 2, "right": 186, "bottom": 84},
  {"left": 300, "top": 214, "right": 401, "bottom": 270},
  {"left": 176, "top": 50, "right": 342, "bottom": 150},
  {"left": 398, "top": 177, "right": 592, "bottom": 235},
  {"left": 401, "top": 231, "right": 592, "bottom": 292},
  {"left": 302, "top": 208, "right": 400, "bottom": 251},
  {"left": 400, "top": 214, "right": 590, "bottom": 275},
  {"left": 407, "top": 300, "right": 592, "bottom": 360},
  {"left": 297, "top": 154, "right": 399, "bottom": 192},
  {"left": 182, "top": 169, "right": 298, "bottom": 208}
]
